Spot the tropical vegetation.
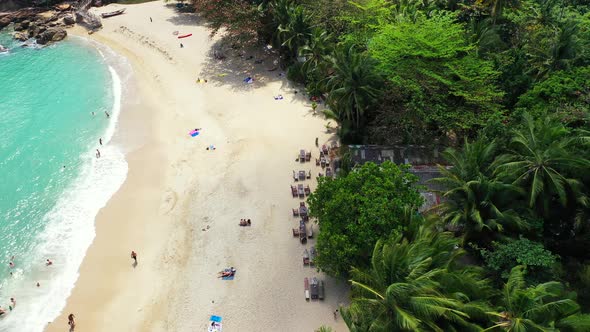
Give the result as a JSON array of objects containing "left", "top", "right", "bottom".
[{"left": 185, "top": 0, "right": 590, "bottom": 330}]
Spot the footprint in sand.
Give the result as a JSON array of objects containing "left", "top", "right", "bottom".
[{"left": 160, "top": 189, "right": 178, "bottom": 215}]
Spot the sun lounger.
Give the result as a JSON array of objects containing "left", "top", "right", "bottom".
[
  {"left": 292, "top": 208, "right": 299, "bottom": 217},
  {"left": 307, "top": 170, "right": 311, "bottom": 179},
  {"left": 291, "top": 185, "right": 298, "bottom": 197},
  {"left": 307, "top": 224, "right": 313, "bottom": 238},
  {"left": 303, "top": 249, "right": 310, "bottom": 265},
  {"left": 326, "top": 167, "right": 333, "bottom": 178},
  {"left": 298, "top": 184, "right": 305, "bottom": 198},
  {"left": 292, "top": 227, "right": 300, "bottom": 237},
  {"left": 315, "top": 158, "right": 320, "bottom": 166},
  {"left": 293, "top": 170, "right": 298, "bottom": 181},
  {"left": 310, "top": 246, "right": 316, "bottom": 266},
  {"left": 304, "top": 185, "right": 311, "bottom": 196},
  {"left": 320, "top": 157, "right": 327, "bottom": 168},
  {"left": 304, "top": 277, "right": 310, "bottom": 300},
  {"left": 305, "top": 151, "right": 311, "bottom": 162},
  {"left": 299, "top": 220, "right": 307, "bottom": 243},
  {"left": 319, "top": 280, "right": 325, "bottom": 300},
  {"left": 310, "top": 277, "right": 319, "bottom": 300},
  {"left": 321, "top": 144, "right": 329, "bottom": 155},
  {"left": 299, "top": 149, "right": 305, "bottom": 163},
  {"left": 298, "top": 170, "right": 306, "bottom": 181}
]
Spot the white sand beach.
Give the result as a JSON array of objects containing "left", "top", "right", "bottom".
[{"left": 45, "top": 1, "right": 348, "bottom": 331}]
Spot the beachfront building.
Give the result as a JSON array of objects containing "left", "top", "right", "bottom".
[{"left": 347, "top": 145, "right": 448, "bottom": 211}]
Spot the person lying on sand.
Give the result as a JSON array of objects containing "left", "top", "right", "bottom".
[
  {"left": 239, "top": 219, "right": 251, "bottom": 226},
  {"left": 218, "top": 267, "right": 236, "bottom": 277}
]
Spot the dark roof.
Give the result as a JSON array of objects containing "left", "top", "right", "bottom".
[{"left": 348, "top": 145, "right": 447, "bottom": 166}]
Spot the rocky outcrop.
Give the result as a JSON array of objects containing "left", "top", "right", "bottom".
[
  {"left": 63, "top": 14, "right": 75, "bottom": 25},
  {"left": 13, "top": 31, "right": 28, "bottom": 41},
  {"left": 55, "top": 3, "right": 71, "bottom": 12},
  {"left": 0, "top": 16, "right": 12, "bottom": 29},
  {"left": 36, "top": 27, "right": 67, "bottom": 45}
]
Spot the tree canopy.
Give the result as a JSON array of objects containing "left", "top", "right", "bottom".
[{"left": 307, "top": 161, "right": 423, "bottom": 277}]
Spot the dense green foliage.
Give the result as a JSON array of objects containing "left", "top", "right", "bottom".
[
  {"left": 306, "top": 162, "right": 423, "bottom": 277},
  {"left": 188, "top": 0, "right": 590, "bottom": 330}
]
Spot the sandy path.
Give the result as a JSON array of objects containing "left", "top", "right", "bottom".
[{"left": 45, "top": 1, "right": 348, "bottom": 332}]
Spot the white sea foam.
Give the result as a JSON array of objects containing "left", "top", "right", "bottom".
[{"left": 0, "top": 59, "right": 129, "bottom": 331}]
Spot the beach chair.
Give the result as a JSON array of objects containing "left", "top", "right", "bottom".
[
  {"left": 291, "top": 185, "right": 298, "bottom": 197},
  {"left": 298, "top": 184, "right": 305, "bottom": 198},
  {"left": 307, "top": 170, "right": 311, "bottom": 179},
  {"left": 303, "top": 249, "right": 310, "bottom": 265},
  {"left": 298, "top": 170, "right": 306, "bottom": 181},
  {"left": 304, "top": 185, "right": 311, "bottom": 196},
  {"left": 307, "top": 224, "right": 313, "bottom": 238},
  {"left": 304, "top": 277, "right": 310, "bottom": 300},
  {"left": 292, "top": 208, "right": 299, "bottom": 217},
  {"left": 305, "top": 151, "right": 311, "bottom": 162},
  {"left": 326, "top": 167, "right": 333, "bottom": 178},
  {"left": 319, "top": 280, "right": 325, "bottom": 300},
  {"left": 293, "top": 170, "right": 298, "bottom": 182},
  {"left": 310, "top": 277, "right": 319, "bottom": 300},
  {"left": 299, "top": 149, "right": 305, "bottom": 163},
  {"left": 299, "top": 220, "right": 307, "bottom": 243},
  {"left": 315, "top": 158, "right": 320, "bottom": 166},
  {"left": 320, "top": 157, "right": 327, "bottom": 168},
  {"left": 321, "top": 144, "right": 329, "bottom": 155},
  {"left": 292, "top": 227, "right": 300, "bottom": 237}
]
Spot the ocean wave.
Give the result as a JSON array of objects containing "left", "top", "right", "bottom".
[{"left": 0, "top": 58, "right": 129, "bottom": 331}]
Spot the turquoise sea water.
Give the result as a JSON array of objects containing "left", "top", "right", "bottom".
[{"left": 0, "top": 33, "right": 127, "bottom": 331}]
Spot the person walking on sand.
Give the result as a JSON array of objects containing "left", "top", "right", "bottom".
[
  {"left": 131, "top": 251, "right": 137, "bottom": 264},
  {"left": 96, "top": 149, "right": 101, "bottom": 158},
  {"left": 46, "top": 259, "right": 53, "bottom": 266},
  {"left": 180, "top": 43, "right": 184, "bottom": 48},
  {"left": 150, "top": 17, "right": 152, "bottom": 22},
  {"left": 9, "top": 298, "right": 15, "bottom": 311},
  {"left": 99, "top": 138, "right": 102, "bottom": 146},
  {"left": 68, "top": 313, "right": 76, "bottom": 331},
  {"left": 105, "top": 111, "right": 110, "bottom": 118}
]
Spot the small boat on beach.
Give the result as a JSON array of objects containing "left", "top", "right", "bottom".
[
  {"left": 178, "top": 33, "right": 193, "bottom": 39},
  {"left": 101, "top": 8, "right": 126, "bottom": 18}
]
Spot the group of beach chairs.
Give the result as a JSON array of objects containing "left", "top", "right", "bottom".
[
  {"left": 304, "top": 276, "right": 325, "bottom": 301},
  {"left": 290, "top": 146, "right": 327, "bottom": 301}
]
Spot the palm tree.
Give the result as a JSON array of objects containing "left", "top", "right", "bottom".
[
  {"left": 485, "top": 265, "right": 590, "bottom": 331},
  {"left": 493, "top": 113, "right": 590, "bottom": 217},
  {"left": 298, "top": 28, "right": 333, "bottom": 77},
  {"left": 277, "top": 5, "right": 312, "bottom": 58},
  {"left": 346, "top": 227, "right": 490, "bottom": 331},
  {"left": 432, "top": 139, "right": 525, "bottom": 244},
  {"left": 325, "top": 45, "right": 382, "bottom": 130}
]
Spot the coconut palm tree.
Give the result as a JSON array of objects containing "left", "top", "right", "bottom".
[
  {"left": 493, "top": 113, "right": 590, "bottom": 217},
  {"left": 325, "top": 45, "right": 382, "bottom": 130},
  {"left": 346, "top": 227, "right": 490, "bottom": 331},
  {"left": 299, "top": 28, "right": 333, "bottom": 77},
  {"left": 432, "top": 139, "right": 525, "bottom": 244},
  {"left": 277, "top": 5, "right": 312, "bottom": 58},
  {"left": 485, "top": 265, "right": 590, "bottom": 331}
]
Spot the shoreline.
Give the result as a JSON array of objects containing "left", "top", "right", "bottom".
[{"left": 46, "top": 2, "right": 348, "bottom": 331}]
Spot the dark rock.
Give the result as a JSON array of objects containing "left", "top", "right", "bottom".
[
  {"left": 28, "top": 23, "right": 40, "bottom": 38},
  {"left": 63, "top": 14, "right": 75, "bottom": 25},
  {"left": 13, "top": 31, "right": 28, "bottom": 42},
  {"left": 48, "top": 21, "right": 57, "bottom": 27},
  {"left": 0, "top": 16, "right": 12, "bottom": 29},
  {"left": 36, "top": 28, "right": 66, "bottom": 45},
  {"left": 21, "top": 20, "right": 30, "bottom": 29},
  {"left": 51, "top": 28, "right": 66, "bottom": 42},
  {"left": 14, "top": 22, "right": 24, "bottom": 31}
]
